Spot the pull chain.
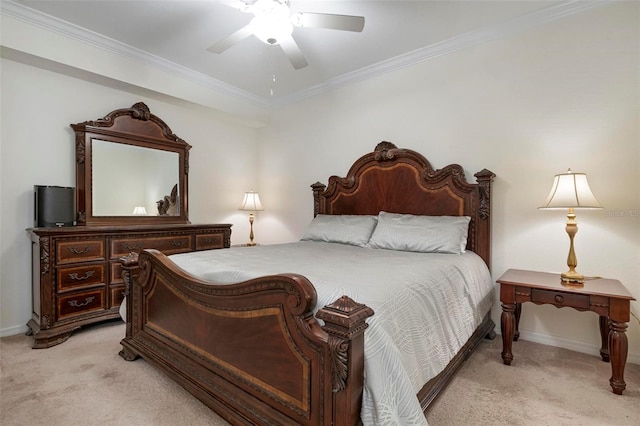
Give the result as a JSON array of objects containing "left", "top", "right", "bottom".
[
  {"left": 269, "top": 45, "right": 276, "bottom": 97},
  {"left": 270, "top": 73, "right": 276, "bottom": 97}
]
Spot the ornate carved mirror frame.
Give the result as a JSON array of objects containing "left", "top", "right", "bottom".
[{"left": 71, "top": 102, "right": 190, "bottom": 226}]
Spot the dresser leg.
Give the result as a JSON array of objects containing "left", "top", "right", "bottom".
[
  {"left": 609, "top": 320, "right": 628, "bottom": 395},
  {"left": 501, "top": 303, "right": 515, "bottom": 365},
  {"left": 599, "top": 316, "right": 610, "bottom": 362}
]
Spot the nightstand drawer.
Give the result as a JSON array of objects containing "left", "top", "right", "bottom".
[
  {"left": 195, "top": 233, "right": 224, "bottom": 250},
  {"left": 57, "top": 264, "right": 106, "bottom": 291},
  {"left": 56, "top": 239, "right": 105, "bottom": 264},
  {"left": 531, "top": 289, "right": 589, "bottom": 310}
]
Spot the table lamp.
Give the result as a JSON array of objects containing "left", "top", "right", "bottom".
[
  {"left": 239, "top": 191, "right": 264, "bottom": 246},
  {"left": 132, "top": 206, "right": 147, "bottom": 215},
  {"left": 539, "top": 169, "right": 602, "bottom": 284}
]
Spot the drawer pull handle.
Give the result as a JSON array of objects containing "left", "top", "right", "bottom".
[
  {"left": 69, "top": 270, "right": 95, "bottom": 281},
  {"left": 68, "top": 296, "right": 95, "bottom": 308},
  {"left": 123, "top": 243, "right": 143, "bottom": 251},
  {"left": 203, "top": 238, "right": 214, "bottom": 244},
  {"left": 68, "top": 246, "right": 91, "bottom": 255},
  {"left": 170, "top": 240, "right": 184, "bottom": 247},
  {"left": 555, "top": 295, "right": 565, "bottom": 304}
]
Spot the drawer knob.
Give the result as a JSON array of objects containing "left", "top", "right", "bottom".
[
  {"left": 555, "top": 295, "right": 565, "bottom": 304},
  {"left": 170, "top": 240, "right": 184, "bottom": 247}
]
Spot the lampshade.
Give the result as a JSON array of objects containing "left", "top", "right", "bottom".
[
  {"left": 539, "top": 169, "right": 602, "bottom": 210},
  {"left": 239, "top": 191, "right": 264, "bottom": 212},
  {"left": 132, "top": 206, "right": 147, "bottom": 215}
]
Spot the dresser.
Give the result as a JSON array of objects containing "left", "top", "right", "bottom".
[{"left": 28, "top": 224, "right": 231, "bottom": 348}]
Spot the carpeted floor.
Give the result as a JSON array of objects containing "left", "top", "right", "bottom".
[{"left": 1, "top": 320, "right": 638, "bottom": 425}]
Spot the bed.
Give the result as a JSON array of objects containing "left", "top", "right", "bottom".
[{"left": 119, "top": 141, "right": 496, "bottom": 425}]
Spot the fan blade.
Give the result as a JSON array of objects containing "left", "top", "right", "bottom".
[
  {"left": 291, "top": 12, "right": 365, "bottom": 32},
  {"left": 207, "top": 25, "right": 254, "bottom": 53},
  {"left": 278, "top": 33, "right": 308, "bottom": 70}
]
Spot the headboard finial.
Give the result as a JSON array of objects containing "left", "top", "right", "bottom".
[{"left": 374, "top": 141, "right": 398, "bottom": 161}]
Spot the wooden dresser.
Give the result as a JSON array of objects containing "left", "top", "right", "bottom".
[{"left": 27, "top": 224, "right": 231, "bottom": 348}]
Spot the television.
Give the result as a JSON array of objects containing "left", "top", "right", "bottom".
[{"left": 34, "top": 185, "right": 76, "bottom": 227}]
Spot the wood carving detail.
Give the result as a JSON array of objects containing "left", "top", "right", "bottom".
[
  {"left": 317, "top": 296, "right": 374, "bottom": 393},
  {"left": 326, "top": 335, "right": 349, "bottom": 392},
  {"left": 40, "top": 237, "right": 50, "bottom": 275},
  {"left": 475, "top": 168, "right": 495, "bottom": 220},
  {"left": 75, "top": 133, "right": 86, "bottom": 164},
  {"left": 373, "top": 141, "right": 398, "bottom": 161},
  {"left": 130, "top": 102, "right": 151, "bottom": 120}
]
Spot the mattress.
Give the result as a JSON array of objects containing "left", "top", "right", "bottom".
[{"left": 165, "top": 241, "right": 494, "bottom": 425}]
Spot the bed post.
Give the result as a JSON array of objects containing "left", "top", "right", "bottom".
[
  {"left": 473, "top": 169, "right": 495, "bottom": 270},
  {"left": 311, "top": 182, "right": 327, "bottom": 217},
  {"left": 317, "top": 296, "right": 374, "bottom": 425},
  {"left": 119, "top": 252, "right": 140, "bottom": 361}
]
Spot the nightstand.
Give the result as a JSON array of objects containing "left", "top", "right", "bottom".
[{"left": 497, "top": 269, "right": 635, "bottom": 395}]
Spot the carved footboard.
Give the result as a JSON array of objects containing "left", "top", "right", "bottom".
[{"left": 119, "top": 250, "right": 374, "bottom": 425}]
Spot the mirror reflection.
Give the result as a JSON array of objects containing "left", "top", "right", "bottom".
[{"left": 92, "top": 139, "right": 179, "bottom": 216}]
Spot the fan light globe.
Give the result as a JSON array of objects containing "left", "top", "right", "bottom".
[{"left": 250, "top": 0, "right": 292, "bottom": 45}]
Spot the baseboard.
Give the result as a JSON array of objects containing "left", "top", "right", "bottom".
[
  {"left": 0, "top": 324, "right": 29, "bottom": 338},
  {"left": 499, "top": 329, "right": 640, "bottom": 365}
]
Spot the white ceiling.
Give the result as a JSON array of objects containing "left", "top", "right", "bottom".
[{"left": 6, "top": 1, "right": 602, "bottom": 107}]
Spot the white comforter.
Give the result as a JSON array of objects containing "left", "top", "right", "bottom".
[{"left": 167, "top": 241, "right": 494, "bottom": 425}]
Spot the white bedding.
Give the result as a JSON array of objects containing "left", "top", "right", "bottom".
[{"left": 164, "top": 241, "right": 494, "bottom": 425}]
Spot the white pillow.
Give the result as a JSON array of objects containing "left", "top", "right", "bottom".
[
  {"left": 367, "top": 212, "right": 471, "bottom": 254},
  {"left": 301, "top": 214, "right": 378, "bottom": 247}
]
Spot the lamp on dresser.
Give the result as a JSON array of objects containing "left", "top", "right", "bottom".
[
  {"left": 538, "top": 169, "right": 603, "bottom": 284},
  {"left": 239, "top": 190, "right": 264, "bottom": 246}
]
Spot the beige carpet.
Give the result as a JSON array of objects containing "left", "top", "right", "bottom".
[{"left": 1, "top": 321, "right": 638, "bottom": 425}]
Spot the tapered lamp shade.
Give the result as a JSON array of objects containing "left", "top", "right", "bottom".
[
  {"left": 239, "top": 191, "right": 264, "bottom": 212},
  {"left": 539, "top": 169, "right": 602, "bottom": 209},
  {"left": 539, "top": 169, "right": 602, "bottom": 284},
  {"left": 132, "top": 206, "right": 147, "bottom": 215}
]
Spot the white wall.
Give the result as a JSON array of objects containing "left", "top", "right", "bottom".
[
  {"left": 257, "top": 3, "right": 640, "bottom": 362},
  {"left": 0, "top": 58, "right": 259, "bottom": 334}
]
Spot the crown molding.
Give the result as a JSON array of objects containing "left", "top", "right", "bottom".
[
  {"left": 272, "top": 0, "right": 611, "bottom": 106},
  {"left": 0, "top": 0, "right": 269, "bottom": 107},
  {"left": 2, "top": 0, "right": 611, "bottom": 109}
]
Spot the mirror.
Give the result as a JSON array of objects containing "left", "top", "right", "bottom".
[
  {"left": 92, "top": 140, "right": 179, "bottom": 216},
  {"left": 72, "top": 102, "right": 190, "bottom": 226}
]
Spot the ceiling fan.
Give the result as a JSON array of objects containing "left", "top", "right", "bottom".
[{"left": 208, "top": 0, "right": 365, "bottom": 70}]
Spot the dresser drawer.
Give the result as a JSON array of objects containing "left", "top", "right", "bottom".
[
  {"left": 110, "top": 285, "right": 126, "bottom": 309},
  {"left": 111, "top": 261, "right": 124, "bottom": 285},
  {"left": 57, "top": 264, "right": 106, "bottom": 291},
  {"left": 531, "top": 289, "right": 589, "bottom": 310},
  {"left": 110, "top": 235, "right": 193, "bottom": 258},
  {"left": 56, "top": 239, "right": 105, "bottom": 264},
  {"left": 57, "top": 289, "right": 105, "bottom": 320},
  {"left": 196, "top": 233, "right": 225, "bottom": 250}
]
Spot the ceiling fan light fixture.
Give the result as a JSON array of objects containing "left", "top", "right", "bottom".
[
  {"left": 249, "top": 0, "right": 293, "bottom": 45},
  {"left": 250, "top": 14, "right": 293, "bottom": 45}
]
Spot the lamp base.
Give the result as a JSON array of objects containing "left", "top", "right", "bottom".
[
  {"left": 246, "top": 242, "right": 257, "bottom": 247},
  {"left": 561, "top": 270, "right": 585, "bottom": 285}
]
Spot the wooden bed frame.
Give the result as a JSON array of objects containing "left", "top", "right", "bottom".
[{"left": 119, "top": 141, "right": 496, "bottom": 425}]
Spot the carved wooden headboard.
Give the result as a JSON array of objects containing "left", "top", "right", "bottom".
[
  {"left": 311, "top": 142, "right": 495, "bottom": 268},
  {"left": 157, "top": 184, "right": 179, "bottom": 215}
]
